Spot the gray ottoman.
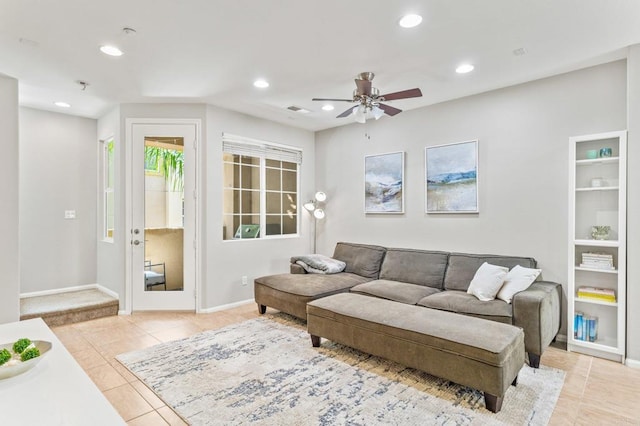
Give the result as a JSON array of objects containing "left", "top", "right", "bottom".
[{"left": 306, "top": 293, "right": 525, "bottom": 413}]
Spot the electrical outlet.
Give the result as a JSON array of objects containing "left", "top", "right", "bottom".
[{"left": 241, "top": 276, "right": 248, "bottom": 286}]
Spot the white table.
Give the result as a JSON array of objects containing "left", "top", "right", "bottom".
[{"left": 0, "top": 318, "right": 125, "bottom": 425}]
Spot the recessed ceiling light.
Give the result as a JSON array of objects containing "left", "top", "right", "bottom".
[
  {"left": 399, "top": 14, "right": 423, "bottom": 28},
  {"left": 100, "top": 45, "right": 123, "bottom": 56},
  {"left": 322, "top": 105, "right": 334, "bottom": 111},
  {"left": 253, "top": 79, "right": 269, "bottom": 88},
  {"left": 456, "top": 64, "right": 475, "bottom": 74},
  {"left": 54, "top": 101, "right": 71, "bottom": 108}
]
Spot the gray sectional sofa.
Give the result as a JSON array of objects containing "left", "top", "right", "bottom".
[{"left": 254, "top": 241, "right": 562, "bottom": 368}]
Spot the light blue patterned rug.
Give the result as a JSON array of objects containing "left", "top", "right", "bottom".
[{"left": 117, "top": 316, "right": 564, "bottom": 425}]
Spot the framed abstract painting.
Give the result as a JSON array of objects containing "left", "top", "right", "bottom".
[
  {"left": 364, "top": 151, "right": 404, "bottom": 214},
  {"left": 425, "top": 140, "right": 478, "bottom": 213}
]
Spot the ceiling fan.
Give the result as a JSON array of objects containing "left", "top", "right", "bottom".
[{"left": 312, "top": 72, "right": 422, "bottom": 122}]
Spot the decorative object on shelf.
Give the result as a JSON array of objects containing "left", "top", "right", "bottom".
[
  {"left": 590, "top": 225, "right": 610, "bottom": 240},
  {"left": 573, "top": 312, "right": 598, "bottom": 342},
  {"left": 425, "top": 140, "right": 478, "bottom": 213},
  {"left": 364, "top": 151, "right": 404, "bottom": 214},
  {"left": 586, "top": 149, "right": 598, "bottom": 159},
  {"left": 590, "top": 177, "right": 605, "bottom": 187},
  {"left": 303, "top": 191, "right": 327, "bottom": 253},
  {"left": 599, "top": 147, "right": 612, "bottom": 158},
  {"left": 580, "top": 252, "right": 614, "bottom": 270}
]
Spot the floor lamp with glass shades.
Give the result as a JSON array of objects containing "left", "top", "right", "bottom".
[{"left": 303, "top": 191, "right": 327, "bottom": 254}]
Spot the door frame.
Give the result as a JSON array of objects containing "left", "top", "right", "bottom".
[{"left": 124, "top": 118, "right": 202, "bottom": 313}]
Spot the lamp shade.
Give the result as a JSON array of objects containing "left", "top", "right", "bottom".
[
  {"left": 303, "top": 201, "right": 316, "bottom": 211},
  {"left": 314, "top": 191, "right": 327, "bottom": 202},
  {"left": 313, "top": 208, "right": 325, "bottom": 219},
  {"left": 354, "top": 105, "right": 366, "bottom": 123},
  {"left": 372, "top": 105, "right": 384, "bottom": 120}
]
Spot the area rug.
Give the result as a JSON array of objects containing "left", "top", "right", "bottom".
[{"left": 116, "top": 315, "right": 565, "bottom": 425}]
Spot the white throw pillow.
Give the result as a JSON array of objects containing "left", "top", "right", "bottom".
[
  {"left": 467, "top": 262, "right": 509, "bottom": 301},
  {"left": 496, "top": 264, "right": 542, "bottom": 303}
]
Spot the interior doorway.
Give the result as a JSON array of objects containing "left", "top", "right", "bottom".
[{"left": 127, "top": 120, "right": 199, "bottom": 311}]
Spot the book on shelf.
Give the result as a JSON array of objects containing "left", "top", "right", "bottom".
[
  {"left": 579, "top": 263, "right": 615, "bottom": 270},
  {"left": 580, "top": 252, "right": 615, "bottom": 270},
  {"left": 573, "top": 312, "right": 598, "bottom": 342},
  {"left": 577, "top": 286, "right": 616, "bottom": 302}
]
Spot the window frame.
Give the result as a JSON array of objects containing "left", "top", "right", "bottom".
[
  {"left": 222, "top": 134, "right": 302, "bottom": 241},
  {"left": 101, "top": 138, "right": 115, "bottom": 243}
]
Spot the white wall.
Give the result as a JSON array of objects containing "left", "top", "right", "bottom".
[
  {"left": 626, "top": 45, "right": 640, "bottom": 364},
  {"left": 0, "top": 74, "right": 20, "bottom": 323},
  {"left": 19, "top": 108, "right": 98, "bottom": 293},
  {"left": 204, "top": 105, "right": 315, "bottom": 309},
  {"left": 315, "top": 61, "right": 627, "bottom": 337}
]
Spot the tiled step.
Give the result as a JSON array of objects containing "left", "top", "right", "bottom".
[{"left": 20, "top": 288, "right": 119, "bottom": 326}]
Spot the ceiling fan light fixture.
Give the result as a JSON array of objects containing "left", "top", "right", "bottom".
[
  {"left": 354, "top": 105, "right": 366, "bottom": 123},
  {"left": 372, "top": 105, "right": 384, "bottom": 120},
  {"left": 253, "top": 79, "right": 269, "bottom": 88},
  {"left": 99, "top": 45, "right": 123, "bottom": 56},
  {"left": 54, "top": 101, "right": 71, "bottom": 108},
  {"left": 456, "top": 63, "right": 475, "bottom": 74},
  {"left": 399, "top": 14, "right": 423, "bottom": 28},
  {"left": 321, "top": 104, "right": 334, "bottom": 111}
]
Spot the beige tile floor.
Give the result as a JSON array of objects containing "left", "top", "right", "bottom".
[{"left": 51, "top": 304, "right": 640, "bottom": 425}]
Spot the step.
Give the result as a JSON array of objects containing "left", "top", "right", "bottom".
[{"left": 20, "top": 288, "right": 119, "bottom": 326}]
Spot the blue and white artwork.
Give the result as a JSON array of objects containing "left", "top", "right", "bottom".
[
  {"left": 365, "top": 151, "right": 404, "bottom": 213},
  {"left": 426, "top": 140, "right": 478, "bottom": 213}
]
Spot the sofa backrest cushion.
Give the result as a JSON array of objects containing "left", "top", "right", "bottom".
[
  {"left": 332, "top": 242, "right": 387, "bottom": 279},
  {"left": 444, "top": 253, "right": 537, "bottom": 291},
  {"left": 379, "top": 248, "right": 449, "bottom": 288}
]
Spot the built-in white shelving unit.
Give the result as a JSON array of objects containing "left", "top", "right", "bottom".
[{"left": 568, "top": 130, "right": 626, "bottom": 362}]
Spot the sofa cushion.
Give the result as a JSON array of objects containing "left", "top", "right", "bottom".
[
  {"left": 443, "top": 253, "right": 537, "bottom": 292},
  {"left": 466, "top": 262, "right": 509, "bottom": 301},
  {"left": 418, "top": 291, "right": 513, "bottom": 324},
  {"left": 332, "top": 242, "right": 387, "bottom": 279},
  {"left": 255, "top": 272, "right": 370, "bottom": 297},
  {"left": 379, "top": 248, "right": 449, "bottom": 289},
  {"left": 497, "top": 265, "right": 542, "bottom": 303},
  {"left": 350, "top": 280, "right": 441, "bottom": 305}
]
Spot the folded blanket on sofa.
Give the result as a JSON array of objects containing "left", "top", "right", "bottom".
[{"left": 291, "top": 254, "right": 346, "bottom": 274}]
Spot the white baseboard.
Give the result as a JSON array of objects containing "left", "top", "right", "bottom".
[
  {"left": 21, "top": 283, "right": 121, "bottom": 307},
  {"left": 625, "top": 358, "right": 640, "bottom": 369},
  {"left": 554, "top": 333, "right": 567, "bottom": 343},
  {"left": 198, "top": 298, "right": 254, "bottom": 314},
  {"left": 20, "top": 283, "right": 119, "bottom": 299}
]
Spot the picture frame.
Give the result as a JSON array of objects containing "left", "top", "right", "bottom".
[
  {"left": 364, "top": 151, "right": 405, "bottom": 214},
  {"left": 425, "top": 140, "right": 478, "bottom": 213}
]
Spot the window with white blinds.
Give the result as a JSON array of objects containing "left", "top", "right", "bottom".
[{"left": 222, "top": 133, "right": 301, "bottom": 240}]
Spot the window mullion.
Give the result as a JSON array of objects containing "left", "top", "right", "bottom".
[{"left": 260, "top": 157, "right": 266, "bottom": 236}]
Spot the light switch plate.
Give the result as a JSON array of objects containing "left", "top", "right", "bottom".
[{"left": 64, "top": 210, "right": 76, "bottom": 219}]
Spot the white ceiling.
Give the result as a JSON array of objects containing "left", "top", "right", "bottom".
[{"left": 1, "top": 0, "right": 639, "bottom": 131}]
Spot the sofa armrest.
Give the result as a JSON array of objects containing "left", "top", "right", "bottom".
[
  {"left": 290, "top": 263, "right": 307, "bottom": 274},
  {"left": 512, "top": 281, "right": 562, "bottom": 357}
]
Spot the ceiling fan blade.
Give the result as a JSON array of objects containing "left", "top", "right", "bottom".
[
  {"left": 378, "top": 103, "right": 402, "bottom": 116},
  {"left": 337, "top": 106, "right": 355, "bottom": 118},
  {"left": 380, "top": 88, "right": 422, "bottom": 101},
  {"left": 312, "top": 98, "right": 354, "bottom": 102},
  {"left": 355, "top": 79, "right": 372, "bottom": 96}
]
